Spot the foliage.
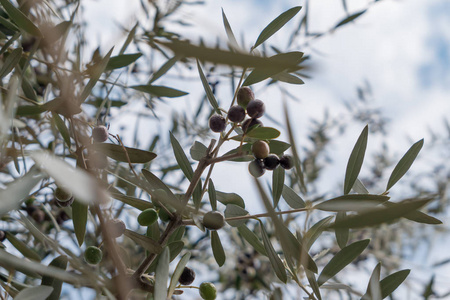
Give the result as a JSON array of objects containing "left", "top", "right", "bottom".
[{"left": 0, "top": 0, "right": 446, "bottom": 299}]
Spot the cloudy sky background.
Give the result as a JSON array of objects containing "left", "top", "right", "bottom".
[{"left": 77, "top": 0, "right": 450, "bottom": 298}]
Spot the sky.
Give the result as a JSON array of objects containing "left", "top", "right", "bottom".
[{"left": 77, "top": 0, "right": 450, "bottom": 298}]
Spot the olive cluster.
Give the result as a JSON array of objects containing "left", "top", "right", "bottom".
[
  {"left": 208, "top": 87, "right": 265, "bottom": 133},
  {"left": 249, "top": 140, "right": 294, "bottom": 178}
]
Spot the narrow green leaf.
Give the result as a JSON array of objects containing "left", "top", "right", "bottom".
[
  {"left": 119, "top": 23, "right": 138, "bottom": 55},
  {"left": 170, "top": 132, "right": 194, "bottom": 180},
  {"left": 362, "top": 262, "right": 382, "bottom": 300},
  {"left": 303, "top": 216, "right": 334, "bottom": 250},
  {"left": 260, "top": 222, "right": 287, "bottom": 283},
  {"left": 216, "top": 191, "right": 245, "bottom": 208},
  {"left": 245, "top": 127, "right": 280, "bottom": 139},
  {"left": 51, "top": 113, "right": 71, "bottom": 148},
  {"left": 14, "top": 286, "right": 53, "bottom": 300},
  {"left": 314, "top": 194, "right": 390, "bottom": 212},
  {"left": 0, "top": 47, "right": 22, "bottom": 79},
  {"left": 272, "top": 167, "right": 285, "bottom": 207},
  {"left": 190, "top": 141, "right": 208, "bottom": 161},
  {"left": 168, "top": 226, "right": 185, "bottom": 244},
  {"left": 383, "top": 201, "right": 442, "bottom": 225},
  {"left": 268, "top": 140, "right": 291, "bottom": 155},
  {"left": 154, "top": 247, "right": 169, "bottom": 300},
  {"left": 253, "top": 6, "right": 302, "bottom": 49},
  {"left": 88, "top": 143, "right": 156, "bottom": 164},
  {"left": 281, "top": 184, "right": 305, "bottom": 209},
  {"left": 380, "top": 269, "right": 410, "bottom": 299},
  {"left": 317, "top": 239, "right": 370, "bottom": 286},
  {"left": 167, "top": 241, "right": 185, "bottom": 261},
  {"left": 5, "top": 232, "right": 41, "bottom": 261},
  {"left": 0, "top": 0, "right": 41, "bottom": 36},
  {"left": 41, "top": 256, "right": 68, "bottom": 300},
  {"left": 131, "top": 85, "right": 188, "bottom": 98},
  {"left": 124, "top": 229, "right": 163, "bottom": 254},
  {"left": 21, "top": 76, "right": 38, "bottom": 101},
  {"left": 44, "top": 21, "right": 71, "bottom": 45},
  {"left": 72, "top": 201, "right": 87, "bottom": 246},
  {"left": 208, "top": 179, "right": 217, "bottom": 211},
  {"left": 352, "top": 178, "right": 370, "bottom": 194},
  {"left": 80, "top": 47, "right": 113, "bottom": 104},
  {"left": 335, "top": 10, "right": 366, "bottom": 29},
  {"left": 222, "top": 9, "right": 240, "bottom": 51},
  {"left": 0, "top": 166, "right": 44, "bottom": 216},
  {"left": 224, "top": 204, "right": 249, "bottom": 227},
  {"left": 344, "top": 125, "right": 368, "bottom": 194},
  {"left": 0, "top": 16, "right": 19, "bottom": 35},
  {"left": 197, "top": 60, "right": 220, "bottom": 113},
  {"left": 306, "top": 270, "right": 322, "bottom": 300},
  {"left": 141, "top": 169, "right": 181, "bottom": 211},
  {"left": 211, "top": 231, "right": 226, "bottom": 267},
  {"left": 386, "top": 139, "right": 424, "bottom": 191},
  {"left": 105, "top": 53, "right": 142, "bottom": 71},
  {"left": 335, "top": 212, "right": 349, "bottom": 249},
  {"left": 168, "top": 252, "right": 191, "bottom": 297},
  {"left": 331, "top": 198, "right": 433, "bottom": 229},
  {"left": 109, "top": 191, "right": 153, "bottom": 211},
  {"left": 237, "top": 225, "right": 267, "bottom": 256},
  {"left": 149, "top": 56, "right": 180, "bottom": 84}
]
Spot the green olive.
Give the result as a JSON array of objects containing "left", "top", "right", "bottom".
[{"left": 137, "top": 208, "right": 158, "bottom": 226}]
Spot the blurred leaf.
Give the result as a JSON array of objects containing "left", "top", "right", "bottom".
[
  {"left": 14, "top": 286, "right": 53, "bottom": 300},
  {"left": 44, "top": 21, "right": 71, "bottom": 45},
  {"left": 246, "top": 127, "right": 280, "bottom": 139},
  {"left": 72, "top": 201, "right": 87, "bottom": 246},
  {"left": 306, "top": 270, "right": 322, "bottom": 300},
  {"left": 260, "top": 222, "right": 287, "bottom": 283},
  {"left": 159, "top": 40, "right": 305, "bottom": 70},
  {"left": 237, "top": 225, "right": 267, "bottom": 256},
  {"left": 272, "top": 167, "right": 285, "bottom": 207},
  {"left": 0, "top": 47, "right": 22, "bottom": 79},
  {"left": 105, "top": 53, "right": 142, "bottom": 71},
  {"left": 253, "top": 6, "right": 302, "bottom": 49},
  {"left": 131, "top": 85, "right": 188, "bottom": 98},
  {"left": 243, "top": 51, "right": 304, "bottom": 86},
  {"left": 80, "top": 47, "right": 113, "bottom": 104},
  {"left": 31, "top": 152, "right": 96, "bottom": 204},
  {"left": 222, "top": 9, "right": 240, "bottom": 51},
  {"left": 0, "top": 0, "right": 41, "bottom": 36},
  {"left": 303, "top": 216, "right": 334, "bottom": 250},
  {"left": 197, "top": 60, "right": 220, "bottom": 113},
  {"left": 119, "top": 23, "right": 137, "bottom": 55},
  {"left": 0, "top": 166, "right": 43, "bottom": 216},
  {"left": 422, "top": 275, "right": 434, "bottom": 299},
  {"left": 380, "top": 269, "right": 410, "bottom": 299},
  {"left": 154, "top": 247, "right": 169, "bottom": 300},
  {"left": 335, "top": 10, "right": 366, "bottom": 29},
  {"left": 383, "top": 201, "right": 442, "bottom": 225},
  {"left": 352, "top": 178, "right": 369, "bottom": 194},
  {"left": 124, "top": 229, "right": 163, "bottom": 254},
  {"left": 314, "top": 194, "right": 390, "bottom": 212},
  {"left": 211, "top": 231, "right": 226, "bottom": 267},
  {"left": 331, "top": 198, "right": 434, "bottom": 228},
  {"left": 362, "top": 262, "right": 382, "bottom": 300},
  {"left": 386, "top": 139, "right": 424, "bottom": 191},
  {"left": 224, "top": 204, "right": 249, "bottom": 227},
  {"left": 335, "top": 212, "right": 349, "bottom": 249},
  {"left": 216, "top": 191, "right": 245, "bottom": 208},
  {"left": 283, "top": 101, "right": 306, "bottom": 193},
  {"left": 168, "top": 252, "right": 191, "bottom": 297},
  {"left": 281, "top": 184, "right": 305, "bottom": 208},
  {"left": 88, "top": 143, "right": 156, "bottom": 164},
  {"left": 0, "top": 249, "right": 87, "bottom": 285},
  {"left": 51, "top": 113, "right": 71, "bottom": 148},
  {"left": 208, "top": 179, "right": 217, "bottom": 210},
  {"left": 271, "top": 71, "right": 305, "bottom": 85},
  {"left": 190, "top": 141, "right": 208, "bottom": 161},
  {"left": 41, "top": 256, "right": 68, "bottom": 300},
  {"left": 149, "top": 56, "right": 180, "bottom": 84},
  {"left": 5, "top": 232, "right": 41, "bottom": 261},
  {"left": 344, "top": 125, "right": 368, "bottom": 194},
  {"left": 317, "top": 239, "right": 370, "bottom": 286}
]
